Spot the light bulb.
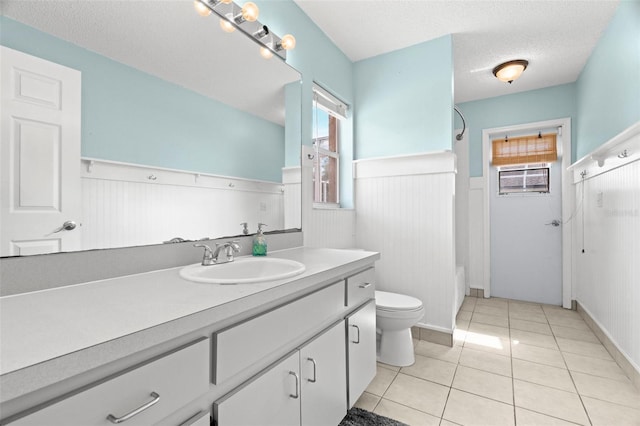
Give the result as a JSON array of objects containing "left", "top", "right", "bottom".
[
  {"left": 241, "top": 2, "right": 259, "bottom": 22},
  {"left": 220, "top": 17, "right": 235, "bottom": 33},
  {"left": 260, "top": 47, "right": 273, "bottom": 59},
  {"left": 193, "top": 0, "right": 211, "bottom": 17},
  {"left": 279, "top": 34, "right": 296, "bottom": 51}
]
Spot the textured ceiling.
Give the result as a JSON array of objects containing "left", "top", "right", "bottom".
[
  {"left": 2, "top": 0, "right": 620, "bottom": 110},
  {"left": 293, "top": 0, "right": 620, "bottom": 103},
  {"left": 1, "top": 0, "right": 301, "bottom": 125}
]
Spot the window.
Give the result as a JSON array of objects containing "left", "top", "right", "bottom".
[
  {"left": 312, "top": 84, "right": 347, "bottom": 205},
  {"left": 498, "top": 165, "right": 550, "bottom": 194}
]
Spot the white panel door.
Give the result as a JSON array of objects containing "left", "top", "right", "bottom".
[
  {"left": 1, "top": 46, "right": 81, "bottom": 256},
  {"left": 490, "top": 157, "right": 563, "bottom": 305},
  {"left": 300, "top": 321, "right": 347, "bottom": 426}
]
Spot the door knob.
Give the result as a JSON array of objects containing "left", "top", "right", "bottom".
[
  {"left": 53, "top": 220, "right": 77, "bottom": 233},
  {"left": 545, "top": 219, "right": 561, "bottom": 227}
]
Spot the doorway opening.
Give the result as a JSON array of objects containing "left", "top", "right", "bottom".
[{"left": 482, "top": 118, "right": 573, "bottom": 308}]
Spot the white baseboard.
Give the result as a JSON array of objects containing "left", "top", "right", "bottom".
[{"left": 577, "top": 301, "right": 640, "bottom": 391}]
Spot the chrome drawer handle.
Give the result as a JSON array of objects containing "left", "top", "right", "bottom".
[
  {"left": 351, "top": 324, "right": 360, "bottom": 344},
  {"left": 289, "top": 371, "right": 300, "bottom": 399},
  {"left": 358, "top": 282, "right": 371, "bottom": 289},
  {"left": 307, "top": 357, "right": 317, "bottom": 383},
  {"left": 107, "top": 392, "right": 160, "bottom": 424}
]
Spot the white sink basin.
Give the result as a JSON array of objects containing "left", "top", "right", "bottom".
[{"left": 179, "top": 257, "right": 306, "bottom": 284}]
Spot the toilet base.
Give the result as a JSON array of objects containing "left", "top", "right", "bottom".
[{"left": 377, "top": 328, "right": 415, "bottom": 367}]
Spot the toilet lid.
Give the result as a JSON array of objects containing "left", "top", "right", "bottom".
[{"left": 375, "top": 291, "right": 423, "bottom": 310}]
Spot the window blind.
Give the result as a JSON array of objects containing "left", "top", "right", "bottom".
[
  {"left": 492, "top": 133, "right": 557, "bottom": 166},
  {"left": 313, "top": 83, "right": 348, "bottom": 120}
]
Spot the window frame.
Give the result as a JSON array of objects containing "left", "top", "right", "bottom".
[
  {"left": 312, "top": 83, "right": 347, "bottom": 208},
  {"left": 497, "top": 163, "right": 551, "bottom": 196}
]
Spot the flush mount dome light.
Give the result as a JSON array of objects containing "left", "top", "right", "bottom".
[{"left": 493, "top": 59, "right": 528, "bottom": 84}]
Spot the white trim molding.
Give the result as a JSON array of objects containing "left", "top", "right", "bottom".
[
  {"left": 353, "top": 151, "right": 456, "bottom": 179},
  {"left": 81, "top": 157, "right": 283, "bottom": 194},
  {"left": 568, "top": 121, "right": 640, "bottom": 183}
]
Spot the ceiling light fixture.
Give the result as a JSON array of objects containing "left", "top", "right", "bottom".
[
  {"left": 276, "top": 34, "right": 296, "bottom": 52},
  {"left": 493, "top": 59, "right": 528, "bottom": 84},
  {"left": 260, "top": 46, "right": 274, "bottom": 59},
  {"left": 193, "top": 0, "right": 212, "bottom": 16},
  {"left": 236, "top": 2, "right": 259, "bottom": 24},
  {"left": 194, "top": 0, "right": 295, "bottom": 60},
  {"left": 220, "top": 14, "right": 236, "bottom": 33}
]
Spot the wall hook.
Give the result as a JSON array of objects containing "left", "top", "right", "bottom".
[
  {"left": 147, "top": 174, "right": 157, "bottom": 181},
  {"left": 307, "top": 153, "right": 315, "bottom": 160},
  {"left": 618, "top": 149, "right": 629, "bottom": 159}
]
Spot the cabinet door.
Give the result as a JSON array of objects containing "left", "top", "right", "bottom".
[
  {"left": 214, "top": 352, "right": 300, "bottom": 426},
  {"left": 300, "top": 321, "right": 347, "bottom": 426},
  {"left": 346, "top": 300, "right": 377, "bottom": 408}
]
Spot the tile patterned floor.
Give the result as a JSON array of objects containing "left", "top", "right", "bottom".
[{"left": 354, "top": 296, "right": 640, "bottom": 426}]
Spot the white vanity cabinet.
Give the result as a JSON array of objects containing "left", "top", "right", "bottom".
[
  {"left": 214, "top": 351, "right": 301, "bottom": 426},
  {"left": 8, "top": 339, "right": 209, "bottom": 426},
  {"left": 345, "top": 268, "right": 375, "bottom": 308},
  {"left": 345, "top": 269, "right": 377, "bottom": 408},
  {"left": 212, "top": 282, "right": 345, "bottom": 385},
  {"left": 178, "top": 410, "right": 211, "bottom": 426},
  {"left": 299, "top": 321, "right": 347, "bottom": 426},
  {"left": 214, "top": 321, "right": 346, "bottom": 426},
  {"left": 1, "top": 248, "right": 380, "bottom": 426},
  {"left": 214, "top": 266, "right": 377, "bottom": 425},
  {"left": 346, "top": 301, "right": 376, "bottom": 407}
]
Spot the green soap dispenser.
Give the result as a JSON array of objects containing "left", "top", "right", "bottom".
[{"left": 252, "top": 223, "right": 268, "bottom": 256}]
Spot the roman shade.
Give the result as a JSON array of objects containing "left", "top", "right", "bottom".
[{"left": 492, "top": 133, "right": 557, "bottom": 166}]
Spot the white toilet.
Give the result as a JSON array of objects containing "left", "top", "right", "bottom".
[{"left": 375, "top": 290, "right": 425, "bottom": 367}]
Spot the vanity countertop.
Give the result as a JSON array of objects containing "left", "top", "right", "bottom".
[{"left": 0, "top": 247, "right": 379, "bottom": 403}]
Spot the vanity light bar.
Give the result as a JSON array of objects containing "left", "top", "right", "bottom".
[{"left": 195, "top": 0, "right": 295, "bottom": 60}]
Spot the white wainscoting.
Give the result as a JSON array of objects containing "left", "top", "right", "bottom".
[
  {"left": 304, "top": 207, "right": 356, "bottom": 249},
  {"left": 468, "top": 177, "right": 485, "bottom": 291},
  {"left": 354, "top": 152, "right": 457, "bottom": 333},
  {"left": 282, "top": 166, "right": 301, "bottom": 230},
  {"left": 81, "top": 158, "right": 284, "bottom": 250},
  {"left": 454, "top": 130, "right": 470, "bottom": 296},
  {"left": 570, "top": 122, "right": 640, "bottom": 378},
  {"left": 299, "top": 145, "right": 357, "bottom": 249}
]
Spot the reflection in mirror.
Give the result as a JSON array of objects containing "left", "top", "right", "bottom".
[{"left": 0, "top": 1, "right": 302, "bottom": 257}]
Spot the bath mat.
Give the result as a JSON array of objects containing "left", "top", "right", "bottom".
[{"left": 338, "top": 407, "right": 408, "bottom": 426}]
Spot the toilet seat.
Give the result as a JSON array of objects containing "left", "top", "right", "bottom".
[{"left": 375, "top": 291, "right": 423, "bottom": 312}]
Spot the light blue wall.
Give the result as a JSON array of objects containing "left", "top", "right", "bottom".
[
  {"left": 1, "top": 16, "right": 286, "bottom": 182},
  {"left": 575, "top": 0, "right": 640, "bottom": 159},
  {"left": 354, "top": 35, "right": 454, "bottom": 159},
  {"left": 259, "top": 1, "right": 356, "bottom": 207},
  {"left": 457, "top": 84, "right": 576, "bottom": 177}
]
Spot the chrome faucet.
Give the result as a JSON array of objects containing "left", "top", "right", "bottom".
[
  {"left": 194, "top": 241, "right": 241, "bottom": 266},
  {"left": 194, "top": 243, "right": 215, "bottom": 265}
]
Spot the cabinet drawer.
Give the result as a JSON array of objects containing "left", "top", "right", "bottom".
[
  {"left": 345, "top": 268, "right": 375, "bottom": 308},
  {"left": 213, "top": 282, "right": 344, "bottom": 384},
  {"left": 11, "top": 339, "right": 209, "bottom": 426}
]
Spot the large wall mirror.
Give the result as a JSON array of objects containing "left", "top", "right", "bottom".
[{"left": 0, "top": 1, "right": 302, "bottom": 257}]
